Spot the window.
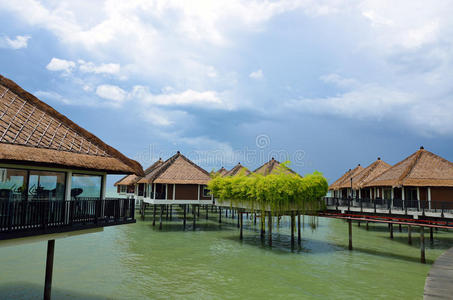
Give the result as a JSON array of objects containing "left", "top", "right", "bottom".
[
  {"left": 202, "top": 185, "right": 211, "bottom": 197},
  {"left": 0, "top": 168, "right": 28, "bottom": 201},
  {"left": 71, "top": 174, "right": 102, "bottom": 199},
  {"left": 119, "top": 185, "right": 127, "bottom": 194},
  {"left": 28, "top": 170, "right": 66, "bottom": 201}
]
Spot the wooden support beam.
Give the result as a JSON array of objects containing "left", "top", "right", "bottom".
[
  {"left": 297, "top": 212, "right": 301, "bottom": 244},
  {"left": 192, "top": 204, "right": 196, "bottom": 230},
  {"left": 399, "top": 224, "right": 402, "bottom": 232},
  {"left": 237, "top": 210, "right": 240, "bottom": 228},
  {"left": 430, "top": 227, "right": 434, "bottom": 243},
  {"left": 152, "top": 204, "right": 156, "bottom": 226},
  {"left": 183, "top": 205, "right": 187, "bottom": 229},
  {"left": 390, "top": 223, "right": 394, "bottom": 239},
  {"left": 206, "top": 205, "right": 209, "bottom": 220},
  {"left": 240, "top": 211, "right": 243, "bottom": 240},
  {"left": 348, "top": 219, "right": 353, "bottom": 250},
  {"left": 260, "top": 212, "right": 265, "bottom": 239},
  {"left": 218, "top": 207, "right": 222, "bottom": 224},
  {"left": 166, "top": 205, "right": 169, "bottom": 220},
  {"left": 366, "top": 221, "right": 369, "bottom": 231},
  {"left": 169, "top": 205, "right": 172, "bottom": 221},
  {"left": 408, "top": 225, "right": 412, "bottom": 245},
  {"left": 197, "top": 205, "right": 200, "bottom": 218},
  {"left": 43, "top": 240, "right": 55, "bottom": 300},
  {"left": 291, "top": 212, "right": 295, "bottom": 249},
  {"left": 159, "top": 205, "right": 163, "bottom": 230},
  {"left": 420, "top": 226, "right": 426, "bottom": 264},
  {"left": 268, "top": 211, "right": 272, "bottom": 246}
]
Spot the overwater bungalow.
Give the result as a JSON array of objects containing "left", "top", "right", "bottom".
[
  {"left": 215, "top": 167, "right": 228, "bottom": 176},
  {"left": 338, "top": 158, "right": 391, "bottom": 199},
  {"left": 0, "top": 75, "right": 144, "bottom": 299},
  {"left": 364, "top": 147, "right": 453, "bottom": 210},
  {"left": 224, "top": 162, "right": 251, "bottom": 176},
  {"left": 140, "top": 152, "right": 212, "bottom": 205},
  {"left": 114, "top": 174, "right": 139, "bottom": 197},
  {"left": 254, "top": 157, "right": 298, "bottom": 176},
  {"left": 329, "top": 164, "right": 363, "bottom": 198}
]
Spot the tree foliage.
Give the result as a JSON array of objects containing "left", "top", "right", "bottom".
[{"left": 208, "top": 163, "right": 328, "bottom": 214}]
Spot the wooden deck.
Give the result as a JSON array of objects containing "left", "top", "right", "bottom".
[{"left": 424, "top": 247, "right": 453, "bottom": 299}]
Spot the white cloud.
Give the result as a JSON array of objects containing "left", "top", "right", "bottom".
[
  {"left": 78, "top": 60, "right": 120, "bottom": 74},
  {"left": 46, "top": 58, "right": 76, "bottom": 73},
  {"left": 34, "top": 90, "right": 72, "bottom": 104},
  {"left": 249, "top": 69, "right": 264, "bottom": 80},
  {"left": 0, "top": 35, "right": 30, "bottom": 49},
  {"left": 96, "top": 84, "right": 127, "bottom": 102}
]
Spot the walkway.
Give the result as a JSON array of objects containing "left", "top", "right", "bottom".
[{"left": 424, "top": 247, "right": 453, "bottom": 299}]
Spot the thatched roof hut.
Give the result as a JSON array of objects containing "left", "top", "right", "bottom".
[
  {"left": 364, "top": 147, "right": 453, "bottom": 188},
  {"left": 338, "top": 158, "right": 391, "bottom": 189},
  {"left": 224, "top": 163, "right": 251, "bottom": 177},
  {"left": 329, "top": 164, "right": 363, "bottom": 190},
  {"left": 140, "top": 151, "right": 210, "bottom": 185},
  {"left": 0, "top": 75, "right": 143, "bottom": 176},
  {"left": 136, "top": 158, "right": 165, "bottom": 184},
  {"left": 215, "top": 167, "right": 228, "bottom": 176},
  {"left": 253, "top": 157, "right": 298, "bottom": 176}
]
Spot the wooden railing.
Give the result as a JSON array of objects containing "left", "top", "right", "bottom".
[{"left": 0, "top": 198, "right": 135, "bottom": 240}]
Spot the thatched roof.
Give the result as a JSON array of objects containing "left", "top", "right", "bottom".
[
  {"left": 364, "top": 147, "right": 453, "bottom": 188},
  {"left": 136, "top": 158, "right": 165, "bottom": 184},
  {"left": 329, "top": 164, "right": 363, "bottom": 190},
  {"left": 253, "top": 157, "right": 299, "bottom": 176},
  {"left": 224, "top": 163, "right": 251, "bottom": 177},
  {"left": 338, "top": 158, "right": 391, "bottom": 189},
  {"left": 114, "top": 174, "right": 141, "bottom": 186},
  {"left": 0, "top": 75, "right": 143, "bottom": 175},
  {"left": 140, "top": 152, "right": 211, "bottom": 185}
]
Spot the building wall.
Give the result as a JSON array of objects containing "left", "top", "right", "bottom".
[
  {"left": 175, "top": 184, "right": 198, "bottom": 200},
  {"left": 167, "top": 184, "right": 174, "bottom": 200},
  {"left": 431, "top": 187, "right": 453, "bottom": 207}
]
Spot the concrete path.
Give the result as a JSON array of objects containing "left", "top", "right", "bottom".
[{"left": 424, "top": 247, "right": 453, "bottom": 299}]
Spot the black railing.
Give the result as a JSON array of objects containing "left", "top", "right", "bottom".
[
  {"left": 0, "top": 198, "right": 135, "bottom": 240},
  {"left": 324, "top": 197, "right": 453, "bottom": 215}
]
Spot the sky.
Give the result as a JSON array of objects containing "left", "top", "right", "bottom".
[{"left": 1, "top": 0, "right": 453, "bottom": 186}]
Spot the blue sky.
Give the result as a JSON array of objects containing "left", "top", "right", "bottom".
[{"left": 1, "top": 0, "right": 453, "bottom": 186}]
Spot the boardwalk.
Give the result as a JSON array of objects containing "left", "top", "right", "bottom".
[{"left": 424, "top": 247, "right": 453, "bottom": 299}]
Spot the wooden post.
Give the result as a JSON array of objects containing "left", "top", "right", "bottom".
[
  {"left": 152, "top": 204, "right": 156, "bottom": 226},
  {"left": 430, "top": 227, "right": 434, "bottom": 243},
  {"left": 44, "top": 240, "right": 55, "bottom": 300},
  {"left": 183, "top": 204, "right": 187, "bottom": 229},
  {"left": 159, "top": 205, "right": 163, "bottom": 230},
  {"left": 420, "top": 226, "right": 426, "bottom": 264},
  {"left": 206, "top": 205, "right": 209, "bottom": 220},
  {"left": 260, "top": 212, "right": 265, "bottom": 239},
  {"left": 399, "top": 224, "right": 402, "bottom": 232},
  {"left": 408, "top": 225, "right": 412, "bottom": 245},
  {"left": 390, "top": 223, "right": 394, "bottom": 239},
  {"left": 297, "top": 212, "right": 301, "bottom": 244},
  {"left": 197, "top": 205, "right": 200, "bottom": 218},
  {"left": 348, "top": 219, "right": 352, "bottom": 250},
  {"left": 358, "top": 221, "right": 360, "bottom": 227},
  {"left": 366, "top": 221, "right": 369, "bottom": 231},
  {"left": 169, "top": 205, "right": 172, "bottom": 221},
  {"left": 254, "top": 213, "right": 257, "bottom": 225},
  {"left": 192, "top": 204, "right": 196, "bottom": 230},
  {"left": 291, "top": 212, "right": 295, "bottom": 249},
  {"left": 218, "top": 207, "right": 222, "bottom": 223},
  {"left": 268, "top": 211, "right": 272, "bottom": 246},
  {"left": 237, "top": 210, "right": 240, "bottom": 228},
  {"left": 240, "top": 211, "right": 243, "bottom": 240}
]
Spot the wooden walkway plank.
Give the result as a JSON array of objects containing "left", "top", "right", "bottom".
[{"left": 424, "top": 247, "right": 453, "bottom": 299}]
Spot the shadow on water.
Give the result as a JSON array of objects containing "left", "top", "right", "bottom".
[
  {"left": 350, "top": 246, "right": 435, "bottom": 264},
  {"left": 0, "top": 282, "right": 112, "bottom": 300},
  {"left": 146, "top": 221, "right": 237, "bottom": 232}
]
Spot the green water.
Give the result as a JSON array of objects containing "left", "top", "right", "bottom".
[{"left": 0, "top": 211, "right": 452, "bottom": 299}]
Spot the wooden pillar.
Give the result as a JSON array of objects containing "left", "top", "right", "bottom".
[
  {"left": 166, "top": 205, "right": 169, "bottom": 220},
  {"left": 237, "top": 210, "right": 240, "bottom": 228},
  {"left": 297, "top": 212, "right": 301, "bottom": 244},
  {"left": 291, "top": 212, "right": 295, "bottom": 249},
  {"left": 192, "top": 204, "right": 196, "bottom": 230},
  {"left": 399, "top": 224, "right": 402, "bottom": 232},
  {"left": 254, "top": 213, "right": 256, "bottom": 225},
  {"left": 44, "top": 239, "right": 55, "bottom": 300},
  {"left": 390, "top": 223, "right": 394, "bottom": 239},
  {"left": 183, "top": 204, "right": 187, "bottom": 229},
  {"left": 366, "top": 221, "right": 369, "bottom": 230},
  {"left": 169, "top": 205, "right": 172, "bottom": 221},
  {"left": 159, "top": 205, "right": 163, "bottom": 230},
  {"left": 197, "top": 205, "right": 200, "bottom": 218},
  {"left": 268, "top": 211, "right": 272, "bottom": 246},
  {"left": 260, "top": 212, "right": 265, "bottom": 239},
  {"left": 420, "top": 226, "right": 426, "bottom": 264},
  {"left": 348, "top": 219, "right": 352, "bottom": 250},
  {"left": 206, "top": 205, "right": 209, "bottom": 220},
  {"left": 430, "top": 227, "right": 434, "bottom": 243},
  {"left": 218, "top": 207, "right": 222, "bottom": 223},
  {"left": 240, "top": 211, "right": 243, "bottom": 240},
  {"left": 152, "top": 204, "right": 156, "bottom": 226},
  {"left": 408, "top": 225, "right": 412, "bottom": 245}
]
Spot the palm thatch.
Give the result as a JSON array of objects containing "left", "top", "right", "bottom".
[
  {"left": 0, "top": 75, "right": 143, "bottom": 175},
  {"left": 215, "top": 167, "right": 228, "bottom": 176},
  {"left": 364, "top": 147, "right": 453, "bottom": 188},
  {"left": 224, "top": 163, "right": 251, "bottom": 177},
  {"left": 137, "top": 158, "right": 165, "bottom": 184},
  {"left": 253, "top": 157, "right": 299, "bottom": 176},
  {"left": 329, "top": 164, "right": 363, "bottom": 191},
  {"left": 338, "top": 158, "right": 391, "bottom": 189}
]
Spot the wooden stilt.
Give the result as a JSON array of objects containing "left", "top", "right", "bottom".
[
  {"left": 297, "top": 212, "right": 301, "bottom": 244},
  {"left": 420, "top": 226, "right": 426, "bottom": 264},
  {"left": 192, "top": 205, "right": 196, "bottom": 230},
  {"left": 159, "top": 205, "right": 163, "bottom": 230},
  {"left": 206, "top": 205, "right": 209, "bottom": 220},
  {"left": 268, "top": 211, "right": 272, "bottom": 246},
  {"left": 358, "top": 221, "right": 360, "bottom": 227},
  {"left": 291, "top": 212, "right": 295, "bottom": 249},
  {"left": 240, "top": 211, "right": 243, "bottom": 240},
  {"left": 348, "top": 219, "right": 353, "bottom": 250},
  {"left": 43, "top": 240, "right": 55, "bottom": 300},
  {"left": 219, "top": 207, "right": 222, "bottom": 223},
  {"left": 197, "top": 205, "right": 200, "bottom": 218},
  {"left": 399, "top": 224, "right": 402, "bottom": 232},
  {"left": 260, "top": 212, "right": 265, "bottom": 239},
  {"left": 408, "top": 225, "right": 412, "bottom": 245},
  {"left": 430, "top": 227, "right": 434, "bottom": 243},
  {"left": 166, "top": 205, "right": 169, "bottom": 220},
  {"left": 183, "top": 204, "right": 186, "bottom": 229},
  {"left": 390, "top": 223, "right": 394, "bottom": 239},
  {"left": 169, "top": 205, "right": 172, "bottom": 221},
  {"left": 225, "top": 208, "right": 228, "bottom": 218},
  {"left": 152, "top": 204, "right": 156, "bottom": 226},
  {"left": 237, "top": 211, "right": 240, "bottom": 228},
  {"left": 254, "top": 213, "right": 256, "bottom": 225},
  {"left": 366, "top": 221, "right": 369, "bottom": 230}
]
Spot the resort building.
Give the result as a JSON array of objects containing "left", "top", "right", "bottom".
[
  {"left": 215, "top": 167, "right": 228, "bottom": 176},
  {"left": 338, "top": 158, "right": 391, "bottom": 199},
  {"left": 254, "top": 157, "right": 298, "bottom": 176},
  {"left": 0, "top": 75, "right": 144, "bottom": 299},
  {"left": 224, "top": 162, "right": 251, "bottom": 176},
  {"left": 364, "top": 147, "right": 453, "bottom": 210},
  {"left": 114, "top": 174, "right": 139, "bottom": 197},
  {"left": 329, "top": 164, "right": 363, "bottom": 198},
  {"left": 140, "top": 152, "right": 213, "bottom": 205}
]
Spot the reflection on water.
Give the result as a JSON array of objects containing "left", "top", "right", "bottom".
[{"left": 0, "top": 211, "right": 451, "bottom": 299}]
